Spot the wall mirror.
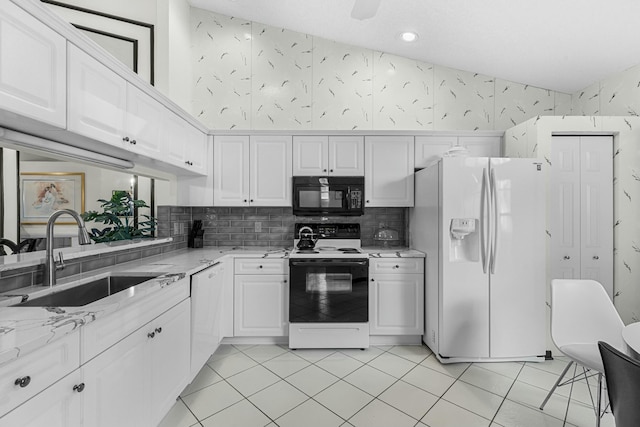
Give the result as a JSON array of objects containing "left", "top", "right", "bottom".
[{"left": 0, "top": 144, "right": 160, "bottom": 255}]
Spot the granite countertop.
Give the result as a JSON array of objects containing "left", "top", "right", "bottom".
[{"left": 0, "top": 245, "right": 423, "bottom": 367}]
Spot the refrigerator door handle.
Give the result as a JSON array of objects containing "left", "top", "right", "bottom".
[
  {"left": 490, "top": 168, "right": 498, "bottom": 274},
  {"left": 481, "top": 168, "right": 490, "bottom": 274}
]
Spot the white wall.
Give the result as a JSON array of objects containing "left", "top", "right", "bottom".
[{"left": 156, "top": 0, "right": 193, "bottom": 111}]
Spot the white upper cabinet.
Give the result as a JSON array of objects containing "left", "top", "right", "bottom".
[
  {"left": 164, "top": 111, "right": 208, "bottom": 175},
  {"left": 214, "top": 135, "right": 250, "bottom": 206},
  {"left": 250, "top": 135, "right": 293, "bottom": 205},
  {"left": 415, "top": 135, "right": 502, "bottom": 168},
  {"left": 67, "top": 44, "right": 127, "bottom": 147},
  {"left": 293, "top": 135, "right": 364, "bottom": 176},
  {"left": 125, "top": 84, "right": 165, "bottom": 159},
  {"left": 0, "top": 1, "right": 66, "bottom": 129},
  {"left": 214, "top": 135, "right": 292, "bottom": 206},
  {"left": 364, "top": 136, "right": 414, "bottom": 207}
]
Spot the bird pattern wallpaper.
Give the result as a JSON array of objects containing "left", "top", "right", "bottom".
[{"left": 190, "top": 8, "right": 571, "bottom": 131}]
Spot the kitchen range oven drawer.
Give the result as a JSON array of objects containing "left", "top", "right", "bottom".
[
  {"left": 370, "top": 258, "right": 424, "bottom": 275},
  {"left": 234, "top": 258, "right": 287, "bottom": 275}
]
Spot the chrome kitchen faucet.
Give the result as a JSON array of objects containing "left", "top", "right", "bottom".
[{"left": 44, "top": 209, "right": 92, "bottom": 288}]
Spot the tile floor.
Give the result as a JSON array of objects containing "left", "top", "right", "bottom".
[{"left": 159, "top": 344, "right": 616, "bottom": 427}]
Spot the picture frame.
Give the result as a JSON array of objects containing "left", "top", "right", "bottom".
[
  {"left": 20, "top": 173, "right": 85, "bottom": 225},
  {"left": 41, "top": 0, "right": 154, "bottom": 85}
]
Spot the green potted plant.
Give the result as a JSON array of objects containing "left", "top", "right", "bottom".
[{"left": 82, "top": 190, "right": 157, "bottom": 243}]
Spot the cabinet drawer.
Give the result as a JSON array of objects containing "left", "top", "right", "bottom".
[
  {"left": 234, "top": 258, "right": 287, "bottom": 275},
  {"left": 370, "top": 258, "right": 424, "bottom": 275},
  {"left": 81, "top": 278, "right": 189, "bottom": 363},
  {"left": 0, "top": 331, "right": 80, "bottom": 417}
]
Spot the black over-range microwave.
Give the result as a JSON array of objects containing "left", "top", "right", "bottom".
[{"left": 292, "top": 176, "right": 364, "bottom": 216}]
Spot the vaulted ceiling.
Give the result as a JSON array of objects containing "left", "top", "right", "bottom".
[{"left": 189, "top": 0, "right": 640, "bottom": 94}]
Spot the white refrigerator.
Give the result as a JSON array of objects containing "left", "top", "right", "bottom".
[{"left": 411, "top": 157, "right": 546, "bottom": 363}]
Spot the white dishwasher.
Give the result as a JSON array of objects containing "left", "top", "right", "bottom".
[{"left": 190, "top": 261, "right": 225, "bottom": 381}]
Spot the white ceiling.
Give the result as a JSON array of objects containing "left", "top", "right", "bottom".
[{"left": 188, "top": 0, "right": 640, "bottom": 94}]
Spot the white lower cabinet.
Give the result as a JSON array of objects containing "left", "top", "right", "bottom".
[
  {"left": 83, "top": 298, "right": 191, "bottom": 427},
  {"left": 190, "top": 262, "right": 225, "bottom": 380},
  {"left": 234, "top": 258, "right": 288, "bottom": 336},
  {"left": 369, "top": 259, "right": 424, "bottom": 335},
  {"left": 0, "top": 368, "right": 84, "bottom": 427}
]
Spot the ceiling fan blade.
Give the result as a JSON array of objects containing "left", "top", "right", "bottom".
[{"left": 350, "top": 0, "right": 381, "bottom": 20}]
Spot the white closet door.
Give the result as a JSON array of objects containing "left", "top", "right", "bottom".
[
  {"left": 551, "top": 136, "right": 581, "bottom": 280},
  {"left": 550, "top": 135, "right": 613, "bottom": 299},
  {"left": 579, "top": 136, "right": 613, "bottom": 298}
]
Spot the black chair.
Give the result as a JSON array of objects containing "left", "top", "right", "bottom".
[
  {"left": 598, "top": 341, "right": 640, "bottom": 427},
  {"left": 0, "top": 238, "right": 19, "bottom": 255}
]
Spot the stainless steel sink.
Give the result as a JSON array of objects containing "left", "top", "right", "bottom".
[{"left": 14, "top": 274, "right": 162, "bottom": 307}]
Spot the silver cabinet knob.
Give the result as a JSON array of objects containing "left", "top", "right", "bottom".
[
  {"left": 122, "top": 136, "right": 129, "bottom": 142},
  {"left": 593, "top": 255, "right": 600, "bottom": 260},
  {"left": 563, "top": 255, "right": 571, "bottom": 260}
]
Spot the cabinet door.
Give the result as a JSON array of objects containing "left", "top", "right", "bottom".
[
  {"left": 234, "top": 275, "right": 288, "bottom": 336},
  {"left": 214, "top": 135, "right": 250, "bottom": 206},
  {"left": 83, "top": 324, "right": 151, "bottom": 427},
  {"left": 183, "top": 125, "right": 208, "bottom": 175},
  {"left": 125, "top": 84, "right": 165, "bottom": 159},
  {"left": 329, "top": 136, "right": 364, "bottom": 176},
  {"left": 369, "top": 274, "right": 424, "bottom": 335},
  {"left": 250, "top": 135, "right": 292, "bottom": 206},
  {"left": 67, "top": 44, "right": 127, "bottom": 147},
  {"left": 191, "top": 264, "right": 225, "bottom": 378},
  {"left": 364, "top": 136, "right": 414, "bottom": 207},
  {"left": 0, "top": 1, "right": 66, "bottom": 129},
  {"left": 0, "top": 369, "right": 83, "bottom": 427},
  {"left": 458, "top": 136, "right": 502, "bottom": 158},
  {"left": 414, "top": 136, "right": 457, "bottom": 169},
  {"left": 293, "top": 135, "right": 328, "bottom": 176},
  {"left": 0, "top": 331, "right": 80, "bottom": 418},
  {"left": 150, "top": 299, "right": 191, "bottom": 426}
]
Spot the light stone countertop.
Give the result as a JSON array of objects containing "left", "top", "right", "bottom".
[{"left": 0, "top": 245, "right": 423, "bottom": 367}]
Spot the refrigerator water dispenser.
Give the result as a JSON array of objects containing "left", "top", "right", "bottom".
[{"left": 449, "top": 218, "right": 479, "bottom": 262}]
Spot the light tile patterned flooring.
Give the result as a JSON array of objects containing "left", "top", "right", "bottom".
[{"left": 159, "top": 344, "right": 616, "bottom": 427}]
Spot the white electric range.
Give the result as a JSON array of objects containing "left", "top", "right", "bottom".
[{"left": 288, "top": 223, "right": 370, "bottom": 349}]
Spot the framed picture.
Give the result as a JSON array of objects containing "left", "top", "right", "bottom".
[
  {"left": 41, "top": 0, "right": 154, "bottom": 85},
  {"left": 20, "top": 173, "right": 85, "bottom": 225}
]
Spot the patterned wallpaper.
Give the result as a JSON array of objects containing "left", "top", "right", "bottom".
[
  {"left": 190, "top": 8, "right": 572, "bottom": 131},
  {"left": 572, "top": 63, "right": 640, "bottom": 117},
  {"left": 504, "top": 116, "right": 640, "bottom": 326}
]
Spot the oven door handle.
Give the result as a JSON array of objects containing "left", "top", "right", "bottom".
[{"left": 290, "top": 259, "right": 369, "bottom": 267}]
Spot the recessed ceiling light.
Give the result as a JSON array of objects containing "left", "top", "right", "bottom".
[{"left": 400, "top": 31, "right": 418, "bottom": 42}]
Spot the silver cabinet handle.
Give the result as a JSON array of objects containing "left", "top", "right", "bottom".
[
  {"left": 593, "top": 255, "right": 599, "bottom": 260},
  {"left": 563, "top": 255, "right": 571, "bottom": 260}
]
